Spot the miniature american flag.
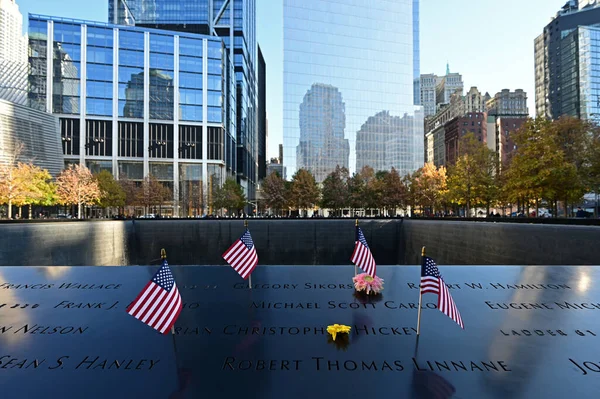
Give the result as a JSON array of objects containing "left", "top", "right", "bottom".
[
  {"left": 222, "top": 229, "right": 258, "bottom": 279},
  {"left": 351, "top": 226, "right": 376, "bottom": 277},
  {"left": 421, "top": 256, "right": 464, "bottom": 329},
  {"left": 126, "top": 259, "right": 182, "bottom": 335}
]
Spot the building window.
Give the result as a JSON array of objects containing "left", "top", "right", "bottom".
[
  {"left": 149, "top": 123, "right": 174, "bottom": 159},
  {"left": 60, "top": 118, "right": 80, "bottom": 155},
  {"left": 208, "top": 127, "right": 223, "bottom": 161},
  {"left": 85, "top": 119, "right": 112, "bottom": 156},
  {"left": 179, "top": 125, "right": 202, "bottom": 160},
  {"left": 118, "top": 121, "right": 143, "bottom": 157},
  {"left": 118, "top": 161, "right": 143, "bottom": 180}
]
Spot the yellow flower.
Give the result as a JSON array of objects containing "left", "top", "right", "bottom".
[{"left": 327, "top": 324, "right": 351, "bottom": 341}]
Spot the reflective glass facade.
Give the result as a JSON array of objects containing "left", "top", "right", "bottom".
[
  {"left": 28, "top": 15, "right": 234, "bottom": 216},
  {"left": 297, "top": 83, "right": 349, "bottom": 183},
  {"left": 534, "top": 3, "right": 600, "bottom": 119},
  {"left": 577, "top": 26, "right": 600, "bottom": 123},
  {"left": 283, "top": 0, "right": 423, "bottom": 179},
  {"left": 109, "top": 0, "right": 259, "bottom": 205}
]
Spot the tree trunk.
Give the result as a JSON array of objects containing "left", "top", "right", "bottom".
[
  {"left": 29, "top": 205, "right": 33, "bottom": 220},
  {"left": 78, "top": 202, "right": 83, "bottom": 219},
  {"left": 564, "top": 199, "right": 568, "bottom": 218},
  {"left": 8, "top": 200, "right": 12, "bottom": 220},
  {"left": 535, "top": 198, "right": 539, "bottom": 218}
]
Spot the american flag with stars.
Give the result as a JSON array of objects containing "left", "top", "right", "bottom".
[
  {"left": 351, "top": 226, "right": 376, "bottom": 277},
  {"left": 126, "top": 259, "right": 182, "bottom": 335},
  {"left": 222, "top": 229, "right": 258, "bottom": 280},
  {"left": 421, "top": 256, "right": 464, "bottom": 329}
]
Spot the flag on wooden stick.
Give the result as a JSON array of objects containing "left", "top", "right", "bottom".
[
  {"left": 223, "top": 229, "right": 258, "bottom": 280},
  {"left": 126, "top": 257, "right": 183, "bottom": 335},
  {"left": 351, "top": 225, "right": 376, "bottom": 277}
]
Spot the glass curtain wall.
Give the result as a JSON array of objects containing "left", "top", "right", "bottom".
[{"left": 283, "top": 0, "right": 423, "bottom": 180}]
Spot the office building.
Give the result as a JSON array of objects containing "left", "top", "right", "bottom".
[
  {"left": 108, "top": 0, "right": 260, "bottom": 205},
  {"left": 266, "top": 157, "right": 286, "bottom": 179},
  {"left": 420, "top": 65, "right": 463, "bottom": 117},
  {"left": 0, "top": 0, "right": 28, "bottom": 104},
  {"left": 487, "top": 89, "right": 528, "bottom": 116},
  {"left": 258, "top": 45, "right": 266, "bottom": 181},
  {"left": 535, "top": 0, "right": 600, "bottom": 121},
  {"left": 297, "top": 83, "right": 349, "bottom": 183},
  {"left": 355, "top": 110, "right": 423, "bottom": 175},
  {"left": 489, "top": 116, "right": 527, "bottom": 167},
  {"left": 284, "top": 0, "right": 423, "bottom": 179},
  {"left": 445, "top": 112, "right": 487, "bottom": 166},
  {"left": 486, "top": 89, "right": 529, "bottom": 166},
  {"left": 0, "top": 98, "right": 63, "bottom": 177},
  {"left": 28, "top": 14, "right": 235, "bottom": 217},
  {"left": 464, "top": 87, "right": 490, "bottom": 114}
]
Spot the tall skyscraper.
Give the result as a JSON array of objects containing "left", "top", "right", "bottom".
[
  {"left": 284, "top": 0, "right": 423, "bottom": 179},
  {"left": 28, "top": 14, "right": 236, "bottom": 217},
  {"left": 0, "top": 0, "right": 28, "bottom": 104},
  {"left": 535, "top": 0, "right": 600, "bottom": 121},
  {"left": 257, "top": 45, "right": 266, "bottom": 181},
  {"left": 297, "top": 83, "right": 349, "bottom": 183},
  {"left": 108, "top": 0, "right": 260, "bottom": 204}
]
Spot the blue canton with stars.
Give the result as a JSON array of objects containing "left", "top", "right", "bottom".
[
  {"left": 356, "top": 227, "right": 369, "bottom": 248},
  {"left": 422, "top": 256, "right": 442, "bottom": 278},
  {"left": 241, "top": 230, "right": 255, "bottom": 249},
  {"left": 152, "top": 259, "right": 175, "bottom": 291}
]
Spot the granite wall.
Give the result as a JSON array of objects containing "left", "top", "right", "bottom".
[
  {"left": 0, "top": 221, "right": 131, "bottom": 266},
  {"left": 129, "top": 219, "right": 402, "bottom": 265},
  {"left": 1, "top": 219, "right": 599, "bottom": 266},
  {"left": 402, "top": 219, "right": 600, "bottom": 265}
]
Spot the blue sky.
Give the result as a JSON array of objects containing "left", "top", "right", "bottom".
[{"left": 16, "top": 0, "right": 564, "bottom": 159}]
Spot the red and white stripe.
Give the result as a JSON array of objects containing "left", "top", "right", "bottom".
[
  {"left": 126, "top": 281, "right": 182, "bottom": 335},
  {"left": 223, "top": 240, "right": 258, "bottom": 279},
  {"left": 438, "top": 279, "right": 463, "bottom": 329},
  {"left": 351, "top": 241, "right": 376, "bottom": 277},
  {"left": 421, "top": 276, "right": 463, "bottom": 329}
]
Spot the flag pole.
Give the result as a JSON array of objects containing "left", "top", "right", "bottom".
[
  {"left": 354, "top": 219, "right": 358, "bottom": 277},
  {"left": 245, "top": 219, "right": 252, "bottom": 290},
  {"left": 416, "top": 246, "right": 425, "bottom": 336},
  {"left": 161, "top": 248, "right": 178, "bottom": 355}
]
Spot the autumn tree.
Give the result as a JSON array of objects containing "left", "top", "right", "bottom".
[
  {"left": 447, "top": 133, "right": 497, "bottom": 216},
  {"left": 261, "top": 172, "right": 287, "bottom": 215},
  {"left": 589, "top": 127, "right": 600, "bottom": 217},
  {"left": 551, "top": 116, "right": 591, "bottom": 215},
  {"left": 320, "top": 166, "right": 349, "bottom": 216},
  {"left": 118, "top": 176, "right": 140, "bottom": 214},
  {"left": 95, "top": 170, "right": 126, "bottom": 214},
  {"left": 0, "top": 142, "right": 25, "bottom": 219},
  {"left": 379, "top": 168, "right": 405, "bottom": 216},
  {"left": 17, "top": 164, "right": 56, "bottom": 219},
  {"left": 347, "top": 171, "right": 365, "bottom": 211},
  {"left": 212, "top": 178, "right": 247, "bottom": 215},
  {"left": 288, "top": 169, "right": 320, "bottom": 214},
  {"left": 413, "top": 163, "right": 448, "bottom": 215},
  {"left": 137, "top": 174, "right": 172, "bottom": 216},
  {"left": 347, "top": 166, "right": 381, "bottom": 211},
  {"left": 56, "top": 164, "right": 102, "bottom": 219},
  {"left": 503, "top": 117, "right": 585, "bottom": 216}
]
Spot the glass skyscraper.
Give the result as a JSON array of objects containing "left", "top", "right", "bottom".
[
  {"left": 28, "top": 14, "right": 235, "bottom": 217},
  {"left": 297, "top": 83, "right": 349, "bottom": 183},
  {"left": 108, "top": 0, "right": 259, "bottom": 203},
  {"left": 283, "top": 0, "right": 423, "bottom": 180},
  {"left": 534, "top": 1, "right": 600, "bottom": 121}
]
